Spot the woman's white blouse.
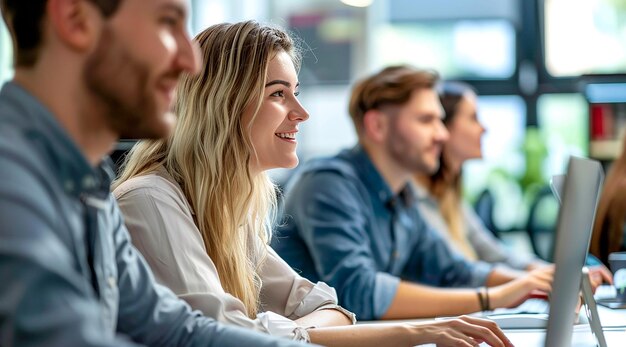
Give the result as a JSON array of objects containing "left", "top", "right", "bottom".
[{"left": 113, "top": 168, "right": 355, "bottom": 341}]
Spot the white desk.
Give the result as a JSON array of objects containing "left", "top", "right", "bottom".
[
  {"left": 360, "top": 305, "right": 626, "bottom": 346},
  {"left": 469, "top": 307, "right": 625, "bottom": 346},
  {"left": 595, "top": 305, "right": 626, "bottom": 328},
  {"left": 487, "top": 328, "right": 626, "bottom": 347}
]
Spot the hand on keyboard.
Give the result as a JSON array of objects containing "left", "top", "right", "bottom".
[
  {"left": 528, "top": 289, "right": 549, "bottom": 300},
  {"left": 425, "top": 315, "right": 514, "bottom": 346},
  {"left": 490, "top": 266, "right": 554, "bottom": 309},
  {"left": 506, "top": 298, "right": 550, "bottom": 314},
  {"left": 587, "top": 265, "right": 613, "bottom": 291}
]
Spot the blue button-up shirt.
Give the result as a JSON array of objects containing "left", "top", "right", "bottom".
[
  {"left": 0, "top": 82, "right": 307, "bottom": 347},
  {"left": 272, "top": 146, "right": 492, "bottom": 320}
]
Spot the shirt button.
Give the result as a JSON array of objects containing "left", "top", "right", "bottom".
[
  {"left": 82, "top": 176, "right": 96, "bottom": 190},
  {"left": 107, "top": 276, "right": 116, "bottom": 288},
  {"left": 392, "top": 251, "right": 399, "bottom": 259},
  {"left": 379, "top": 191, "right": 386, "bottom": 201}
]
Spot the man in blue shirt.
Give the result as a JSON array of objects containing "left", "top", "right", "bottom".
[
  {"left": 0, "top": 1, "right": 307, "bottom": 346},
  {"left": 273, "top": 65, "right": 554, "bottom": 321}
]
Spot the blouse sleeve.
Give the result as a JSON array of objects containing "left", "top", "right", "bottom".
[
  {"left": 463, "top": 202, "right": 534, "bottom": 270},
  {"left": 113, "top": 176, "right": 317, "bottom": 341},
  {"left": 259, "top": 245, "right": 356, "bottom": 324}
]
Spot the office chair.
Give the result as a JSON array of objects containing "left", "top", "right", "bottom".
[
  {"left": 110, "top": 140, "right": 137, "bottom": 176},
  {"left": 525, "top": 185, "right": 559, "bottom": 261},
  {"left": 473, "top": 189, "right": 500, "bottom": 238}
]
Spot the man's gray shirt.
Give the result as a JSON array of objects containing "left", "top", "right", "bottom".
[{"left": 0, "top": 82, "right": 306, "bottom": 347}]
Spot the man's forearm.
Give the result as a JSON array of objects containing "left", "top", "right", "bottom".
[
  {"left": 380, "top": 281, "right": 482, "bottom": 319},
  {"left": 485, "top": 267, "right": 524, "bottom": 287}
]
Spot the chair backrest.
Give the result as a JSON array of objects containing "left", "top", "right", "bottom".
[
  {"left": 473, "top": 189, "right": 500, "bottom": 238},
  {"left": 525, "top": 185, "right": 559, "bottom": 261},
  {"left": 110, "top": 140, "right": 137, "bottom": 177}
]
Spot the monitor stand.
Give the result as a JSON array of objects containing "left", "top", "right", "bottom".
[{"left": 581, "top": 267, "right": 607, "bottom": 347}]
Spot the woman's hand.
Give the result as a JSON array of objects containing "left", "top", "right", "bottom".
[
  {"left": 490, "top": 266, "right": 554, "bottom": 309},
  {"left": 588, "top": 265, "right": 613, "bottom": 291},
  {"left": 525, "top": 259, "right": 551, "bottom": 272},
  {"left": 408, "top": 315, "right": 514, "bottom": 347}
]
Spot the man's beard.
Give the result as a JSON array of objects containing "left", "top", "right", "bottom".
[
  {"left": 83, "top": 26, "right": 173, "bottom": 140},
  {"left": 386, "top": 122, "right": 440, "bottom": 174}
]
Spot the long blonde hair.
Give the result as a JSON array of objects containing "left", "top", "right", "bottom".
[{"left": 114, "top": 21, "right": 300, "bottom": 317}]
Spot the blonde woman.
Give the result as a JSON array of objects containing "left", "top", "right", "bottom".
[{"left": 113, "top": 21, "right": 512, "bottom": 347}]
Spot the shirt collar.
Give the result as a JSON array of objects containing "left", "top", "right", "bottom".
[
  {"left": 344, "top": 145, "right": 414, "bottom": 209},
  {"left": 1, "top": 82, "right": 113, "bottom": 198},
  {"left": 411, "top": 180, "right": 434, "bottom": 203}
]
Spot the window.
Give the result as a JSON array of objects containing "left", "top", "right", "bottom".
[
  {"left": 463, "top": 95, "right": 526, "bottom": 230},
  {"left": 0, "top": 10, "right": 13, "bottom": 86},
  {"left": 296, "top": 85, "right": 356, "bottom": 160},
  {"left": 375, "top": 20, "right": 516, "bottom": 79},
  {"left": 537, "top": 93, "right": 588, "bottom": 173},
  {"left": 544, "top": 0, "right": 626, "bottom": 77},
  {"left": 289, "top": 10, "right": 360, "bottom": 84}
]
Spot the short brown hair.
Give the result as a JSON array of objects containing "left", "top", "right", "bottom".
[
  {"left": 0, "top": 0, "right": 122, "bottom": 67},
  {"left": 348, "top": 65, "right": 439, "bottom": 137}
]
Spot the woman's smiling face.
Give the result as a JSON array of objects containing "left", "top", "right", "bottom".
[{"left": 244, "top": 51, "right": 309, "bottom": 174}]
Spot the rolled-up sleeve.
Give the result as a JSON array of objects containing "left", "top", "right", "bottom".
[
  {"left": 373, "top": 272, "right": 401, "bottom": 318},
  {"left": 288, "top": 170, "right": 398, "bottom": 320},
  {"left": 259, "top": 246, "right": 356, "bottom": 326}
]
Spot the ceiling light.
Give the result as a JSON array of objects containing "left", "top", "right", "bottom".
[{"left": 340, "top": 0, "right": 373, "bottom": 8}]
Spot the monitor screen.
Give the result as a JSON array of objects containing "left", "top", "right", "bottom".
[{"left": 545, "top": 156, "right": 604, "bottom": 346}]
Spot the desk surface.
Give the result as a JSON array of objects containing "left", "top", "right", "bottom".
[
  {"left": 360, "top": 304, "right": 626, "bottom": 346},
  {"left": 596, "top": 305, "right": 626, "bottom": 328},
  {"left": 485, "top": 328, "right": 626, "bottom": 347}
]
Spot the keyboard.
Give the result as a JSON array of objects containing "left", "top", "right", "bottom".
[
  {"left": 489, "top": 298, "right": 550, "bottom": 315},
  {"left": 485, "top": 313, "right": 549, "bottom": 329},
  {"left": 594, "top": 284, "right": 626, "bottom": 309},
  {"left": 483, "top": 299, "right": 550, "bottom": 329},
  {"left": 511, "top": 298, "right": 550, "bottom": 314}
]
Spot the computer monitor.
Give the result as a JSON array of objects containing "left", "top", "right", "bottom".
[
  {"left": 548, "top": 174, "right": 565, "bottom": 204},
  {"left": 544, "top": 156, "right": 604, "bottom": 347}
]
